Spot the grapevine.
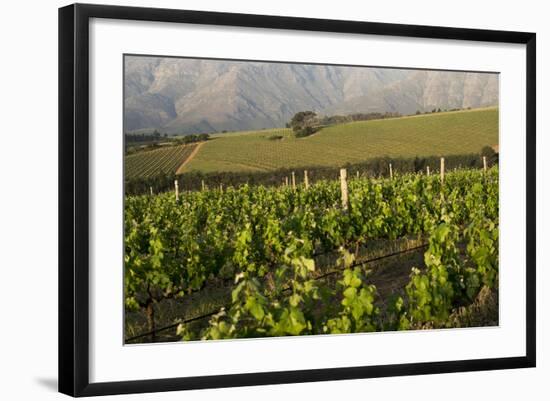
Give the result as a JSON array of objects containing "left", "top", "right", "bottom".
[{"left": 125, "top": 167, "right": 499, "bottom": 341}]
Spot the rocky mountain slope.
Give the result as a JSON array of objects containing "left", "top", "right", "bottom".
[{"left": 124, "top": 56, "right": 498, "bottom": 134}]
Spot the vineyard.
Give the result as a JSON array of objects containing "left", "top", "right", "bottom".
[
  {"left": 125, "top": 143, "right": 198, "bottom": 179},
  {"left": 124, "top": 166, "right": 498, "bottom": 342},
  {"left": 182, "top": 108, "right": 498, "bottom": 173}
]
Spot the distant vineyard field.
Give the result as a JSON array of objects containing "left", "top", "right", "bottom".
[
  {"left": 181, "top": 107, "right": 498, "bottom": 173},
  {"left": 125, "top": 144, "right": 198, "bottom": 179}
]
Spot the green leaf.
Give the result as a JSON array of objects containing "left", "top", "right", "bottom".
[{"left": 246, "top": 297, "right": 265, "bottom": 321}]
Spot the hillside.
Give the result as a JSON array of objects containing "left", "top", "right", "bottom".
[
  {"left": 181, "top": 108, "right": 498, "bottom": 173},
  {"left": 125, "top": 144, "right": 199, "bottom": 179},
  {"left": 124, "top": 56, "right": 499, "bottom": 133}
]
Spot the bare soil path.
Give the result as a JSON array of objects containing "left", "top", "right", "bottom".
[{"left": 176, "top": 142, "right": 204, "bottom": 174}]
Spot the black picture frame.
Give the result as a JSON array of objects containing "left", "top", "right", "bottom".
[{"left": 59, "top": 3, "right": 536, "bottom": 397}]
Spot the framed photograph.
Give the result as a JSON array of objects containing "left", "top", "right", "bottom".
[{"left": 58, "top": 3, "right": 536, "bottom": 397}]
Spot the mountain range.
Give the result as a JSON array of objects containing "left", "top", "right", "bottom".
[{"left": 124, "top": 56, "right": 499, "bottom": 134}]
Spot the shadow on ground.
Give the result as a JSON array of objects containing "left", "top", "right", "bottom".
[{"left": 35, "top": 377, "right": 57, "bottom": 392}]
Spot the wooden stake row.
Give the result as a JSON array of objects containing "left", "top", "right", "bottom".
[
  {"left": 340, "top": 168, "right": 348, "bottom": 211},
  {"left": 168, "top": 156, "right": 489, "bottom": 200}
]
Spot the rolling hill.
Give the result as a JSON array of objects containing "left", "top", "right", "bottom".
[
  {"left": 125, "top": 144, "right": 199, "bottom": 179},
  {"left": 180, "top": 107, "right": 498, "bottom": 174}
]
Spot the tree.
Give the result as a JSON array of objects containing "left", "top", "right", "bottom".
[
  {"left": 290, "top": 111, "right": 318, "bottom": 129},
  {"left": 480, "top": 145, "right": 498, "bottom": 165},
  {"left": 296, "top": 112, "right": 317, "bottom": 130},
  {"left": 289, "top": 111, "right": 320, "bottom": 138}
]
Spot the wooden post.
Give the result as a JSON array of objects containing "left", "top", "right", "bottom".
[
  {"left": 219, "top": 183, "right": 223, "bottom": 191},
  {"left": 389, "top": 163, "right": 393, "bottom": 180},
  {"left": 426, "top": 166, "right": 430, "bottom": 176},
  {"left": 201, "top": 180, "right": 205, "bottom": 191},
  {"left": 440, "top": 157, "right": 445, "bottom": 184},
  {"left": 285, "top": 176, "right": 289, "bottom": 187},
  {"left": 483, "top": 156, "right": 487, "bottom": 172},
  {"left": 304, "top": 170, "right": 309, "bottom": 189},
  {"left": 174, "top": 180, "right": 179, "bottom": 201},
  {"left": 340, "top": 168, "right": 349, "bottom": 211},
  {"left": 356, "top": 171, "right": 360, "bottom": 179},
  {"left": 149, "top": 186, "right": 153, "bottom": 196},
  {"left": 291, "top": 171, "right": 296, "bottom": 190}
]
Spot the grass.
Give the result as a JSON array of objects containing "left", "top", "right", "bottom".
[{"left": 181, "top": 107, "right": 498, "bottom": 173}]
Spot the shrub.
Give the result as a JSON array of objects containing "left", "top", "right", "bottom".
[
  {"left": 267, "top": 135, "right": 283, "bottom": 141},
  {"left": 295, "top": 126, "right": 319, "bottom": 138}
]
